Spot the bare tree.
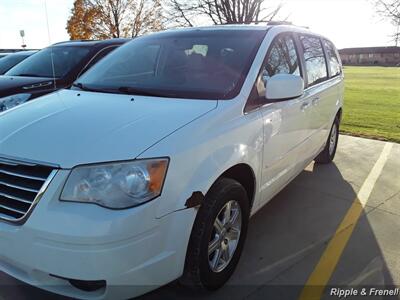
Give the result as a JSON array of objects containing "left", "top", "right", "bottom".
[
  {"left": 166, "top": 0, "right": 283, "bottom": 27},
  {"left": 93, "top": 0, "right": 132, "bottom": 38},
  {"left": 127, "top": 0, "right": 164, "bottom": 37},
  {"left": 375, "top": 0, "right": 400, "bottom": 45},
  {"left": 67, "top": 0, "right": 164, "bottom": 40}
]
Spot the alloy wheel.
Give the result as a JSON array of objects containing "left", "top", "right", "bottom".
[
  {"left": 329, "top": 123, "right": 338, "bottom": 156},
  {"left": 208, "top": 200, "right": 242, "bottom": 273}
]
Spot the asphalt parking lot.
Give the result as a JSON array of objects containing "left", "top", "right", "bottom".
[{"left": 0, "top": 135, "right": 399, "bottom": 300}]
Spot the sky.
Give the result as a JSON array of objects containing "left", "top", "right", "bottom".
[{"left": 0, "top": 0, "right": 397, "bottom": 50}]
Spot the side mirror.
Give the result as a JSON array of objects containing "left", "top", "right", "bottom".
[{"left": 265, "top": 74, "right": 304, "bottom": 101}]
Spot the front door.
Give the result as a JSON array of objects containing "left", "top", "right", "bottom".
[{"left": 253, "top": 33, "right": 313, "bottom": 207}]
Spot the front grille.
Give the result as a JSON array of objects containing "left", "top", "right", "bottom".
[{"left": 0, "top": 157, "right": 56, "bottom": 223}]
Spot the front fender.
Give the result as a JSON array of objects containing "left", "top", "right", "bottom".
[{"left": 138, "top": 103, "right": 264, "bottom": 218}]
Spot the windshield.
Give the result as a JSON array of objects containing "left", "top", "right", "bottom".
[
  {"left": 5, "top": 46, "right": 90, "bottom": 78},
  {"left": 0, "top": 54, "right": 29, "bottom": 74},
  {"left": 76, "top": 30, "right": 266, "bottom": 99}
]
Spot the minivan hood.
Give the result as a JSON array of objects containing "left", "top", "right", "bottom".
[{"left": 0, "top": 89, "right": 217, "bottom": 168}]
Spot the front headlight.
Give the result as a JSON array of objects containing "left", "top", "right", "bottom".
[
  {"left": 0, "top": 93, "right": 31, "bottom": 112},
  {"left": 60, "top": 158, "right": 169, "bottom": 209}
]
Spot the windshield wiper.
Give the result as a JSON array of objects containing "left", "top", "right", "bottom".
[
  {"left": 15, "top": 73, "right": 41, "bottom": 77},
  {"left": 117, "top": 86, "right": 175, "bottom": 98},
  {"left": 72, "top": 82, "right": 103, "bottom": 93},
  {"left": 72, "top": 84, "right": 175, "bottom": 98}
]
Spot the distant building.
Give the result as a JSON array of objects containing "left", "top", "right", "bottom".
[{"left": 339, "top": 46, "right": 400, "bottom": 66}]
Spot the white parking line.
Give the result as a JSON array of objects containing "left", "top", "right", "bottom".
[
  {"left": 357, "top": 143, "right": 393, "bottom": 206},
  {"left": 299, "top": 142, "right": 393, "bottom": 300}
]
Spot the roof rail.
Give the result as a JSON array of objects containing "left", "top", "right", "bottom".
[
  {"left": 266, "top": 21, "right": 293, "bottom": 26},
  {"left": 268, "top": 21, "right": 310, "bottom": 29},
  {"left": 219, "top": 20, "right": 294, "bottom": 26},
  {"left": 52, "top": 39, "right": 100, "bottom": 45}
]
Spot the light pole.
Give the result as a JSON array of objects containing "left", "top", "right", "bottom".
[{"left": 20, "top": 30, "right": 26, "bottom": 49}]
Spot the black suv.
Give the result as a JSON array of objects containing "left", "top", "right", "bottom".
[{"left": 0, "top": 39, "right": 128, "bottom": 112}]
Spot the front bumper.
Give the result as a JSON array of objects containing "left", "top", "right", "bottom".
[{"left": 0, "top": 170, "right": 196, "bottom": 300}]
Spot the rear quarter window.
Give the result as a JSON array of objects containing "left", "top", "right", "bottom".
[{"left": 323, "top": 40, "right": 342, "bottom": 77}]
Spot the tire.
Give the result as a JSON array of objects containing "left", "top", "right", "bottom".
[
  {"left": 180, "top": 177, "right": 250, "bottom": 290},
  {"left": 315, "top": 116, "right": 339, "bottom": 164}
]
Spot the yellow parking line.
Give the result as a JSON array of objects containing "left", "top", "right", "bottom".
[{"left": 299, "top": 142, "right": 393, "bottom": 300}]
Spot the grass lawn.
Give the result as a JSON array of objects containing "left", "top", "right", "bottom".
[{"left": 341, "top": 66, "right": 400, "bottom": 143}]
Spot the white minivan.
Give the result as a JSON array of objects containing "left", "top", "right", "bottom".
[{"left": 0, "top": 23, "right": 343, "bottom": 299}]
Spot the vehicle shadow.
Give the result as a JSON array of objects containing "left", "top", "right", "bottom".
[
  {"left": 0, "top": 161, "right": 396, "bottom": 300},
  {"left": 139, "top": 161, "right": 396, "bottom": 300}
]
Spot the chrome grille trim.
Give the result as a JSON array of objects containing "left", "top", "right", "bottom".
[
  {"left": 0, "top": 157, "right": 58, "bottom": 224},
  {"left": 0, "top": 191, "right": 32, "bottom": 204},
  {"left": 0, "top": 180, "right": 40, "bottom": 193},
  {"left": 0, "top": 204, "right": 26, "bottom": 215},
  {"left": 0, "top": 169, "right": 48, "bottom": 181},
  {"left": 0, "top": 154, "right": 60, "bottom": 168},
  {"left": 0, "top": 157, "right": 35, "bottom": 167}
]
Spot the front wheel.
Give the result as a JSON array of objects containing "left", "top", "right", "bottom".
[
  {"left": 180, "top": 178, "right": 250, "bottom": 290},
  {"left": 315, "top": 116, "right": 339, "bottom": 164}
]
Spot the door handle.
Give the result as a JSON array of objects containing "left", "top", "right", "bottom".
[
  {"left": 300, "top": 102, "right": 310, "bottom": 111},
  {"left": 312, "top": 97, "right": 320, "bottom": 105}
]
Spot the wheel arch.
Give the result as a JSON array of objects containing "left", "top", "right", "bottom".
[
  {"left": 336, "top": 107, "right": 343, "bottom": 123},
  {"left": 214, "top": 163, "right": 256, "bottom": 209}
]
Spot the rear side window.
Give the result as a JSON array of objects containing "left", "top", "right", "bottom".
[
  {"left": 323, "top": 40, "right": 341, "bottom": 77},
  {"left": 256, "top": 34, "right": 300, "bottom": 97},
  {"left": 300, "top": 35, "right": 328, "bottom": 87}
]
